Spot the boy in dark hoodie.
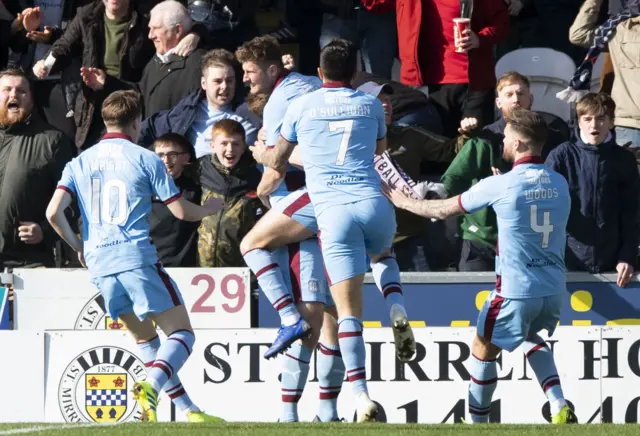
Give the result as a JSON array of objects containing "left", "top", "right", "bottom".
[
  {"left": 197, "top": 118, "right": 265, "bottom": 267},
  {"left": 545, "top": 92, "right": 640, "bottom": 287}
]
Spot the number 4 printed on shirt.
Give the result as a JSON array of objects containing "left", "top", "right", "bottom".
[{"left": 530, "top": 205, "right": 554, "bottom": 249}]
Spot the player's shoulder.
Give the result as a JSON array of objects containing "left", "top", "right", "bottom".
[{"left": 277, "top": 72, "right": 321, "bottom": 99}]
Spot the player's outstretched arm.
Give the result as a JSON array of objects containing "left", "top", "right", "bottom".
[
  {"left": 46, "top": 189, "right": 83, "bottom": 253},
  {"left": 382, "top": 182, "right": 465, "bottom": 220},
  {"left": 166, "top": 196, "right": 224, "bottom": 222}
]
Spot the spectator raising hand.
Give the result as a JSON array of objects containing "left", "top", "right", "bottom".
[
  {"left": 18, "top": 222, "right": 43, "bottom": 244},
  {"left": 21, "top": 7, "right": 41, "bottom": 32},
  {"left": 80, "top": 67, "right": 106, "bottom": 91},
  {"left": 458, "top": 117, "right": 479, "bottom": 134},
  {"left": 26, "top": 25, "right": 52, "bottom": 44}
]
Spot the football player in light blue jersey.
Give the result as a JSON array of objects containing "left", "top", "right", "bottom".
[
  {"left": 46, "top": 91, "right": 224, "bottom": 424},
  {"left": 250, "top": 39, "right": 416, "bottom": 423},
  {"left": 235, "top": 36, "right": 345, "bottom": 423},
  {"left": 384, "top": 108, "right": 577, "bottom": 425}
]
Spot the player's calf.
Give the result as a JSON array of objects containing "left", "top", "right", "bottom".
[
  {"left": 523, "top": 334, "right": 570, "bottom": 420},
  {"left": 369, "top": 251, "right": 416, "bottom": 362},
  {"left": 316, "top": 307, "right": 345, "bottom": 423},
  {"left": 468, "top": 335, "right": 501, "bottom": 423},
  {"left": 329, "top": 276, "right": 378, "bottom": 420},
  {"left": 240, "top": 212, "right": 311, "bottom": 329},
  {"left": 279, "top": 302, "right": 324, "bottom": 422}
]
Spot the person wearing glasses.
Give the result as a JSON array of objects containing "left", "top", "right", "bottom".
[{"left": 150, "top": 132, "right": 202, "bottom": 267}]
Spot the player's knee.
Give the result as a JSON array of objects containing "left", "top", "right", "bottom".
[
  {"left": 239, "top": 233, "right": 255, "bottom": 254},
  {"left": 472, "top": 334, "right": 500, "bottom": 360},
  {"left": 369, "top": 249, "right": 394, "bottom": 264},
  {"left": 240, "top": 228, "right": 272, "bottom": 254}
]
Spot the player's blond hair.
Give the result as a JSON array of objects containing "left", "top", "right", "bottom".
[{"left": 101, "top": 90, "right": 142, "bottom": 128}]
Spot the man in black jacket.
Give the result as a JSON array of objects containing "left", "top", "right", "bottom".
[
  {"left": 0, "top": 68, "right": 74, "bottom": 267},
  {"left": 149, "top": 133, "right": 201, "bottom": 267},
  {"left": 140, "top": 0, "right": 205, "bottom": 117},
  {"left": 546, "top": 93, "right": 640, "bottom": 287},
  {"left": 31, "top": 0, "right": 201, "bottom": 149}
]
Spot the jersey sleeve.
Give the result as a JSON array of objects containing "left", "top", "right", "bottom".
[
  {"left": 458, "top": 175, "right": 503, "bottom": 214},
  {"left": 264, "top": 99, "right": 284, "bottom": 147},
  {"left": 373, "top": 99, "right": 387, "bottom": 140},
  {"left": 147, "top": 154, "right": 181, "bottom": 204},
  {"left": 234, "top": 104, "right": 261, "bottom": 146},
  {"left": 57, "top": 162, "right": 76, "bottom": 196},
  {"left": 280, "top": 101, "right": 299, "bottom": 144}
]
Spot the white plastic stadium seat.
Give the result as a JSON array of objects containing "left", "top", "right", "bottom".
[{"left": 495, "top": 48, "right": 577, "bottom": 124}]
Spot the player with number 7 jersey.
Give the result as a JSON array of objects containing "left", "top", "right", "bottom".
[
  {"left": 46, "top": 90, "right": 225, "bottom": 424},
  {"left": 256, "top": 39, "right": 416, "bottom": 422}
]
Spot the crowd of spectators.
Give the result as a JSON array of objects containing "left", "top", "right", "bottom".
[{"left": 0, "top": 0, "right": 639, "bottom": 285}]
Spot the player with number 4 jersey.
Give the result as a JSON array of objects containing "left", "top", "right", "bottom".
[
  {"left": 46, "top": 91, "right": 224, "bottom": 424},
  {"left": 384, "top": 107, "right": 577, "bottom": 425}
]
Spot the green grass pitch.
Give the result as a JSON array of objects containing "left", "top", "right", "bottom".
[{"left": 0, "top": 423, "right": 638, "bottom": 436}]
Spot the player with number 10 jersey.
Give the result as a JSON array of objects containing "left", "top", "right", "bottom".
[{"left": 48, "top": 91, "right": 223, "bottom": 423}]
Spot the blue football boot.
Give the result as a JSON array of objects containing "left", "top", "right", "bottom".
[{"left": 264, "top": 318, "right": 311, "bottom": 359}]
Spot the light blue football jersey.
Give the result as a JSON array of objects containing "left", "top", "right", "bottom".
[
  {"left": 263, "top": 71, "right": 321, "bottom": 204},
  {"left": 459, "top": 157, "right": 570, "bottom": 298},
  {"left": 57, "top": 135, "right": 180, "bottom": 278},
  {"left": 279, "top": 85, "right": 387, "bottom": 216}
]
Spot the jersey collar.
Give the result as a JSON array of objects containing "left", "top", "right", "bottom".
[
  {"left": 322, "top": 81, "right": 352, "bottom": 89},
  {"left": 513, "top": 156, "right": 544, "bottom": 167},
  {"left": 102, "top": 132, "right": 133, "bottom": 142}
]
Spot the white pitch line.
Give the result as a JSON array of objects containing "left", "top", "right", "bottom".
[{"left": 0, "top": 422, "right": 122, "bottom": 435}]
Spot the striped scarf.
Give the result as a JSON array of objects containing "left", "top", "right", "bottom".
[{"left": 557, "top": 0, "right": 640, "bottom": 103}]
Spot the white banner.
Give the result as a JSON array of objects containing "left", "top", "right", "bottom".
[
  {"left": 0, "top": 332, "right": 45, "bottom": 422},
  {"left": 37, "top": 327, "right": 640, "bottom": 424},
  {"left": 12, "top": 268, "right": 251, "bottom": 330}
]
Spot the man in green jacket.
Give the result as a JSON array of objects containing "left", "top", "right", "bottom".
[{"left": 442, "top": 71, "right": 532, "bottom": 271}]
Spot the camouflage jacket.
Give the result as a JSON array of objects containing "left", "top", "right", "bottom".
[{"left": 197, "top": 152, "right": 266, "bottom": 267}]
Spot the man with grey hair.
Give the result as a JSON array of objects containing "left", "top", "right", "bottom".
[{"left": 139, "top": 0, "right": 206, "bottom": 117}]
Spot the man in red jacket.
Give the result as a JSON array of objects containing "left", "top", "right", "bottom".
[{"left": 394, "top": 0, "right": 510, "bottom": 138}]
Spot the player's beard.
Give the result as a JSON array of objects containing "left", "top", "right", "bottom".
[{"left": 0, "top": 104, "right": 30, "bottom": 127}]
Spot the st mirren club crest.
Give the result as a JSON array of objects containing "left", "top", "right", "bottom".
[
  {"left": 58, "top": 346, "right": 147, "bottom": 422},
  {"left": 75, "top": 293, "right": 124, "bottom": 330},
  {"left": 85, "top": 373, "right": 127, "bottom": 421}
]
